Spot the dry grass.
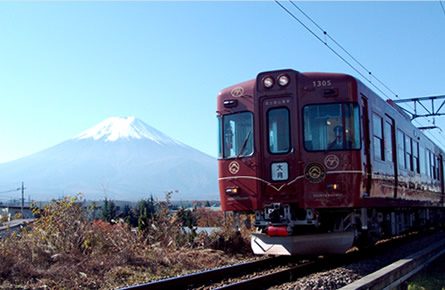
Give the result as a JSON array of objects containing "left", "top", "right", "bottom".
[{"left": 0, "top": 195, "right": 252, "bottom": 289}]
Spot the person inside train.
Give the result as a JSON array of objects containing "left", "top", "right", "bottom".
[{"left": 328, "top": 125, "right": 345, "bottom": 150}]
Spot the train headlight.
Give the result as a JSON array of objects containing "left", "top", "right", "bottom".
[
  {"left": 262, "top": 76, "right": 274, "bottom": 89},
  {"left": 225, "top": 187, "right": 239, "bottom": 195},
  {"left": 278, "top": 75, "right": 290, "bottom": 87},
  {"left": 327, "top": 184, "right": 340, "bottom": 191}
]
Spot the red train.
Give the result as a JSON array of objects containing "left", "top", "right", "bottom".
[{"left": 217, "top": 69, "right": 445, "bottom": 255}]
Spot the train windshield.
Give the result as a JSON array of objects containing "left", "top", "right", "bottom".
[
  {"left": 303, "top": 103, "right": 360, "bottom": 151},
  {"left": 220, "top": 112, "right": 254, "bottom": 159}
]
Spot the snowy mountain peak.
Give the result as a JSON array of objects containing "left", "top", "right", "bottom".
[{"left": 73, "top": 117, "right": 182, "bottom": 145}]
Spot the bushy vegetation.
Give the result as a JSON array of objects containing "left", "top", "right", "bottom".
[{"left": 0, "top": 193, "right": 252, "bottom": 288}]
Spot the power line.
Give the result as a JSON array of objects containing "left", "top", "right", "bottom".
[
  {"left": 274, "top": 1, "right": 445, "bottom": 146},
  {"left": 440, "top": 0, "right": 445, "bottom": 19},
  {"left": 0, "top": 188, "right": 20, "bottom": 195},
  {"left": 287, "top": 1, "right": 399, "bottom": 98},
  {"left": 274, "top": 1, "right": 434, "bottom": 124},
  {"left": 274, "top": 0, "right": 396, "bottom": 99}
]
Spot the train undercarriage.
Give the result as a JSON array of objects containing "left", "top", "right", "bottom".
[{"left": 239, "top": 203, "right": 445, "bottom": 256}]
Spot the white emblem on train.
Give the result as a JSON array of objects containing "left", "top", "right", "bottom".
[
  {"left": 228, "top": 161, "right": 240, "bottom": 175},
  {"left": 231, "top": 87, "right": 244, "bottom": 97},
  {"left": 324, "top": 154, "right": 340, "bottom": 169}
]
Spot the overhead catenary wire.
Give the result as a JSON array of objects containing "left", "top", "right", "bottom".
[
  {"left": 0, "top": 188, "right": 20, "bottom": 195},
  {"left": 274, "top": 1, "right": 445, "bottom": 147},
  {"left": 274, "top": 1, "right": 423, "bottom": 114},
  {"left": 440, "top": 0, "right": 445, "bottom": 19},
  {"left": 274, "top": 0, "right": 396, "bottom": 100},
  {"left": 288, "top": 1, "right": 399, "bottom": 99}
]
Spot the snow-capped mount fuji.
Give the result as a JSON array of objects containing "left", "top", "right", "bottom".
[
  {"left": 0, "top": 117, "right": 217, "bottom": 201},
  {"left": 73, "top": 117, "right": 183, "bottom": 145}
]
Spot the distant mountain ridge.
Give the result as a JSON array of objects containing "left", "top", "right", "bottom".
[{"left": 0, "top": 117, "right": 218, "bottom": 201}]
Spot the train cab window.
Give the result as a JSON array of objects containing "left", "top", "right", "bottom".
[
  {"left": 221, "top": 112, "right": 253, "bottom": 159},
  {"left": 268, "top": 108, "right": 290, "bottom": 154},
  {"left": 303, "top": 103, "right": 360, "bottom": 151}
]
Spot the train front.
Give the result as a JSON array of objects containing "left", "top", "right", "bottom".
[{"left": 217, "top": 69, "right": 363, "bottom": 256}]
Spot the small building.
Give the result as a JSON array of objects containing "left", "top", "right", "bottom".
[{"left": 0, "top": 205, "right": 34, "bottom": 220}]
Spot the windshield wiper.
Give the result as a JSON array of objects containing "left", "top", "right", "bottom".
[{"left": 236, "top": 131, "right": 252, "bottom": 158}]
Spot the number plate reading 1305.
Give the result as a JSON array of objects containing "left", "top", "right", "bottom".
[{"left": 312, "top": 80, "right": 332, "bottom": 87}]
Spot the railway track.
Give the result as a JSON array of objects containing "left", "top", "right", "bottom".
[
  {"left": 125, "top": 252, "right": 358, "bottom": 289},
  {"left": 125, "top": 228, "right": 444, "bottom": 290},
  {"left": 125, "top": 256, "right": 302, "bottom": 289}
]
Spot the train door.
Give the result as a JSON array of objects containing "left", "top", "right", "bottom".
[
  {"left": 384, "top": 115, "right": 398, "bottom": 198},
  {"left": 261, "top": 98, "right": 297, "bottom": 202},
  {"left": 361, "top": 96, "right": 372, "bottom": 196}
]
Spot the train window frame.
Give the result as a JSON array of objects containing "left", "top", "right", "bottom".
[
  {"left": 419, "top": 145, "right": 426, "bottom": 175},
  {"left": 426, "top": 149, "right": 432, "bottom": 178},
  {"left": 217, "top": 115, "right": 223, "bottom": 159},
  {"left": 397, "top": 130, "right": 406, "bottom": 170},
  {"left": 405, "top": 136, "right": 413, "bottom": 172},
  {"left": 426, "top": 150, "right": 437, "bottom": 180},
  {"left": 372, "top": 112, "right": 384, "bottom": 161},
  {"left": 267, "top": 107, "right": 291, "bottom": 154},
  {"left": 413, "top": 141, "right": 420, "bottom": 174},
  {"left": 302, "top": 102, "right": 361, "bottom": 152},
  {"left": 220, "top": 111, "right": 254, "bottom": 159},
  {"left": 384, "top": 117, "right": 394, "bottom": 164}
]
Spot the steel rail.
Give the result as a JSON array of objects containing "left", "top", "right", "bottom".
[
  {"left": 124, "top": 256, "right": 288, "bottom": 290},
  {"left": 216, "top": 260, "right": 320, "bottom": 289}
]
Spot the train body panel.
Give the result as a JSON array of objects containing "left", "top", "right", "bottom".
[{"left": 217, "top": 69, "right": 445, "bottom": 255}]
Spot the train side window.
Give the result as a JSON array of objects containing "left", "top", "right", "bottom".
[
  {"left": 405, "top": 136, "right": 413, "bottom": 171},
  {"left": 419, "top": 146, "right": 426, "bottom": 175},
  {"left": 222, "top": 112, "right": 253, "bottom": 159},
  {"left": 429, "top": 151, "right": 436, "bottom": 179},
  {"left": 426, "top": 150, "right": 432, "bottom": 178},
  {"left": 384, "top": 118, "right": 394, "bottom": 163},
  {"left": 438, "top": 156, "right": 441, "bottom": 181},
  {"left": 397, "top": 130, "right": 405, "bottom": 169},
  {"left": 434, "top": 156, "right": 440, "bottom": 180},
  {"left": 372, "top": 113, "right": 384, "bottom": 161},
  {"left": 433, "top": 154, "right": 437, "bottom": 180},
  {"left": 268, "top": 108, "right": 290, "bottom": 154},
  {"left": 413, "top": 142, "right": 419, "bottom": 174}
]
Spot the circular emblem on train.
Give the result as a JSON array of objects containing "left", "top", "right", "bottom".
[
  {"left": 304, "top": 162, "right": 326, "bottom": 183},
  {"left": 324, "top": 154, "right": 340, "bottom": 170},
  {"left": 231, "top": 87, "right": 244, "bottom": 98},
  {"left": 228, "top": 161, "right": 240, "bottom": 175}
]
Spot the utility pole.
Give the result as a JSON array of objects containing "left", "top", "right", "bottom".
[{"left": 20, "top": 182, "right": 25, "bottom": 215}]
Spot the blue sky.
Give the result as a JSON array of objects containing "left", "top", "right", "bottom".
[{"left": 1, "top": 1, "right": 444, "bottom": 164}]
